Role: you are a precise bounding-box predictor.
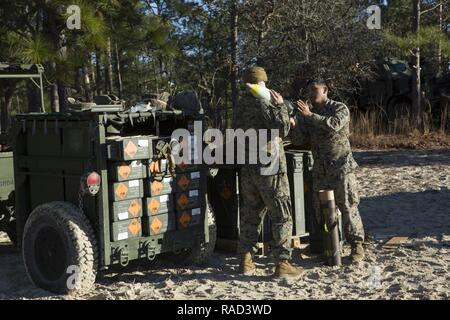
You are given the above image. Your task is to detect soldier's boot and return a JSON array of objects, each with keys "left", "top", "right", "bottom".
[
  {"left": 349, "top": 242, "right": 365, "bottom": 264},
  {"left": 239, "top": 252, "right": 256, "bottom": 275},
  {"left": 274, "top": 260, "right": 305, "bottom": 278}
]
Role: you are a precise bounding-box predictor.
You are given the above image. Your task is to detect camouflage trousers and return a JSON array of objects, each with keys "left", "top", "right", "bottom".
[
  {"left": 238, "top": 167, "right": 293, "bottom": 261},
  {"left": 312, "top": 169, "right": 365, "bottom": 245}
]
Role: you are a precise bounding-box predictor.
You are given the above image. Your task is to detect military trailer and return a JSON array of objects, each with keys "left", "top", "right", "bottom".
[{"left": 11, "top": 108, "right": 216, "bottom": 294}]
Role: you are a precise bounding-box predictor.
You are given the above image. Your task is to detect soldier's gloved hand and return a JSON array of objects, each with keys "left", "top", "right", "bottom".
[{"left": 270, "top": 90, "right": 284, "bottom": 105}]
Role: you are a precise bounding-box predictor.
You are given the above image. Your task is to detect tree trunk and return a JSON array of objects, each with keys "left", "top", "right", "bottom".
[
  {"left": 437, "top": 2, "right": 443, "bottom": 74},
  {"left": 1, "top": 87, "right": 14, "bottom": 134},
  {"left": 95, "top": 49, "right": 103, "bottom": 96},
  {"left": 57, "top": 80, "right": 68, "bottom": 112},
  {"left": 83, "top": 65, "right": 93, "bottom": 102},
  {"left": 106, "top": 38, "right": 114, "bottom": 94},
  {"left": 411, "top": 0, "right": 421, "bottom": 125},
  {"left": 115, "top": 42, "right": 123, "bottom": 98},
  {"left": 27, "top": 81, "right": 41, "bottom": 112},
  {"left": 50, "top": 62, "right": 60, "bottom": 112},
  {"left": 230, "top": 0, "right": 239, "bottom": 119}
]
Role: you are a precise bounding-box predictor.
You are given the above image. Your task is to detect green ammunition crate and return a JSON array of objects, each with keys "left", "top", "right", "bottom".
[
  {"left": 144, "top": 194, "right": 174, "bottom": 216},
  {"left": 144, "top": 175, "right": 175, "bottom": 197},
  {"left": 174, "top": 189, "right": 202, "bottom": 211},
  {"left": 111, "top": 218, "right": 142, "bottom": 242},
  {"left": 108, "top": 160, "right": 147, "bottom": 182},
  {"left": 176, "top": 207, "right": 203, "bottom": 230},
  {"left": 143, "top": 212, "right": 175, "bottom": 236},
  {"left": 110, "top": 198, "right": 143, "bottom": 222},
  {"left": 110, "top": 179, "right": 144, "bottom": 201},
  {"left": 174, "top": 170, "right": 201, "bottom": 192},
  {"left": 107, "top": 136, "right": 153, "bottom": 160}
]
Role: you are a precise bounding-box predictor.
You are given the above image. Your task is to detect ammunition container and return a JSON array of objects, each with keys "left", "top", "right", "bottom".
[
  {"left": 111, "top": 218, "right": 142, "bottom": 242},
  {"left": 142, "top": 212, "right": 176, "bottom": 236},
  {"left": 110, "top": 179, "right": 144, "bottom": 201},
  {"left": 107, "top": 136, "right": 152, "bottom": 160},
  {"left": 110, "top": 198, "right": 143, "bottom": 222},
  {"left": 108, "top": 160, "right": 147, "bottom": 182},
  {"left": 174, "top": 170, "right": 201, "bottom": 192},
  {"left": 144, "top": 175, "right": 175, "bottom": 196},
  {"left": 176, "top": 207, "right": 203, "bottom": 230},
  {"left": 144, "top": 194, "right": 174, "bottom": 216},
  {"left": 174, "top": 189, "right": 202, "bottom": 211}
]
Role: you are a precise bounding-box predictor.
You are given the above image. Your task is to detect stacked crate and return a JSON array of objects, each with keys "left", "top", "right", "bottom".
[
  {"left": 107, "top": 136, "right": 151, "bottom": 242},
  {"left": 107, "top": 134, "right": 205, "bottom": 242}
]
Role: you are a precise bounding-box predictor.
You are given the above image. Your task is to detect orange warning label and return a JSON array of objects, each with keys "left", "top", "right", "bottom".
[
  {"left": 177, "top": 194, "right": 189, "bottom": 209},
  {"left": 124, "top": 141, "right": 138, "bottom": 158},
  {"left": 149, "top": 160, "right": 160, "bottom": 174},
  {"left": 151, "top": 180, "right": 163, "bottom": 195},
  {"left": 148, "top": 199, "right": 161, "bottom": 215},
  {"left": 179, "top": 212, "right": 191, "bottom": 228},
  {"left": 128, "top": 218, "right": 141, "bottom": 235},
  {"left": 118, "top": 164, "right": 131, "bottom": 180},
  {"left": 177, "top": 175, "right": 190, "bottom": 190},
  {"left": 128, "top": 200, "right": 141, "bottom": 217},
  {"left": 115, "top": 183, "right": 129, "bottom": 200},
  {"left": 150, "top": 217, "right": 162, "bottom": 234}
]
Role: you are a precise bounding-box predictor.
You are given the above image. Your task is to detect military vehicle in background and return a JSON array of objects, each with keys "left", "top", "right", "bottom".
[{"left": 356, "top": 57, "right": 450, "bottom": 120}]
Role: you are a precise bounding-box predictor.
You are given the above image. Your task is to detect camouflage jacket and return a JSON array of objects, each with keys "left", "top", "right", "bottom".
[
  {"left": 289, "top": 99, "right": 358, "bottom": 175},
  {"left": 233, "top": 92, "right": 290, "bottom": 175}
]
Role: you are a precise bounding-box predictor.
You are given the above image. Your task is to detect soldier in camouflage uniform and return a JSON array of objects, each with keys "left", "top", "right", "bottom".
[
  {"left": 234, "top": 66, "right": 304, "bottom": 277},
  {"left": 289, "top": 77, "right": 365, "bottom": 263}
]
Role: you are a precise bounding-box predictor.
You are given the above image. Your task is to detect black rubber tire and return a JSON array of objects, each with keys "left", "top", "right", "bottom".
[
  {"left": 22, "top": 201, "right": 98, "bottom": 294},
  {"left": 165, "top": 197, "right": 217, "bottom": 266}
]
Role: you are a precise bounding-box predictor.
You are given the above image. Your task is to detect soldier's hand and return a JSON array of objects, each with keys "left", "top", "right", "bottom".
[
  {"left": 289, "top": 117, "right": 297, "bottom": 128},
  {"left": 296, "top": 100, "right": 313, "bottom": 117},
  {"left": 270, "top": 90, "right": 284, "bottom": 105}
]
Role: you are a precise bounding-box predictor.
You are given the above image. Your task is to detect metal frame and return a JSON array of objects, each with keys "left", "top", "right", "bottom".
[{"left": 0, "top": 64, "right": 45, "bottom": 112}]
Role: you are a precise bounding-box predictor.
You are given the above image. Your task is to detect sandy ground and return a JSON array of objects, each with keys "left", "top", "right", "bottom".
[{"left": 0, "top": 149, "right": 449, "bottom": 300}]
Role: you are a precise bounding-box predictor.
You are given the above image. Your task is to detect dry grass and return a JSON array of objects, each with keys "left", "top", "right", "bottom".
[{"left": 350, "top": 105, "right": 450, "bottom": 150}]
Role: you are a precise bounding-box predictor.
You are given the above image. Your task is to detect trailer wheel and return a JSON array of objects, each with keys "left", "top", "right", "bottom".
[
  {"left": 166, "top": 197, "right": 217, "bottom": 266},
  {"left": 22, "top": 201, "right": 98, "bottom": 294}
]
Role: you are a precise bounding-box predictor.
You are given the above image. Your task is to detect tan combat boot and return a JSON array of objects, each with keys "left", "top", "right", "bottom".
[
  {"left": 350, "top": 242, "right": 365, "bottom": 264},
  {"left": 239, "top": 252, "right": 256, "bottom": 275},
  {"left": 274, "top": 260, "right": 305, "bottom": 278}
]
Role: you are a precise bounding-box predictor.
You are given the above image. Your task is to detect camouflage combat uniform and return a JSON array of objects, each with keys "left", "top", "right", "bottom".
[
  {"left": 289, "top": 99, "right": 365, "bottom": 245},
  {"left": 234, "top": 92, "right": 293, "bottom": 262}
]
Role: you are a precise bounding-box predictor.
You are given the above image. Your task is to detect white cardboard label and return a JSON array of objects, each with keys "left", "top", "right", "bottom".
[
  {"left": 189, "top": 190, "right": 199, "bottom": 197},
  {"left": 191, "top": 171, "right": 200, "bottom": 179},
  {"left": 138, "top": 139, "right": 149, "bottom": 147},
  {"left": 118, "top": 232, "right": 128, "bottom": 241},
  {"left": 118, "top": 212, "right": 128, "bottom": 220},
  {"left": 128, "top": 180, "right": 140, "bottom": 188},
  {"left": 130, "top": 161, "right": 141, "bottom": 168},
  {"left": 192, "top": 208, "right": 201, "bottom": 215}
]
